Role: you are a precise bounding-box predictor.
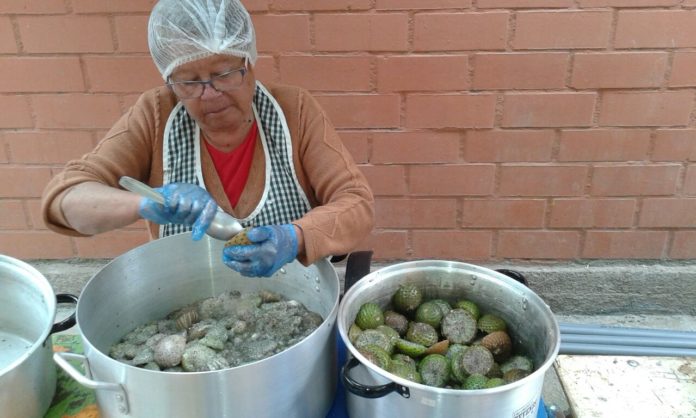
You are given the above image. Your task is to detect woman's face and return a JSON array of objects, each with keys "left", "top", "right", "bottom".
[{"left": 168, "top": 54, "right": 256, "bottom": 135}]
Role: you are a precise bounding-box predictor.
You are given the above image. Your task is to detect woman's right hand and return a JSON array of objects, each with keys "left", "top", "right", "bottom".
[{"left": 138, "top": 183, "right": 217, "bottom": 241}]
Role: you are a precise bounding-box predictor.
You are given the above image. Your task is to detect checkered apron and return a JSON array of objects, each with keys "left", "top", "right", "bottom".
[{"left": 160, "top": 82, "right": 311, "bottom": 237}]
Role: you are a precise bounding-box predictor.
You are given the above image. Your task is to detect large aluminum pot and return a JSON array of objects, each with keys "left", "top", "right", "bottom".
[
  {"left": 338, "top": 260, "right": 560, "bottom": 418},
  {"left": 54, "top": 233, "right": 340, "bottom": 418},
  {"left": 0, "top": 255, "right": 77, "bottom": 418}
]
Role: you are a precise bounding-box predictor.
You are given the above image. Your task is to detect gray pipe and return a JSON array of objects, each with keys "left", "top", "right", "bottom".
[
  {"left": 561, "top": 333, "right": 696, "bottom": 349},
  {"left": 559, "top": 342, "right": 696, "bottom": 357},
  {"left": 559, "top": 322, "right": 696, "bottom": 340}
]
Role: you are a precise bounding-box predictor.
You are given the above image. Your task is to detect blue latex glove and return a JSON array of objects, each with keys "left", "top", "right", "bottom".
[
  {"left": 137, "top": 183, "right": 217, "bottom": 241},
  {"left": 222, "top": 224, "right": 299, "bottom": 277}
]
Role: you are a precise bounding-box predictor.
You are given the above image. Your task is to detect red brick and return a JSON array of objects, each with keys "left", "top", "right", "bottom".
[
  {"left": 571, "top": 52, "right": 668, "bottom": 89},
  {"left": 0, "top": 232, "right": 74, "bottom": 259},
  {"left": 0, "top": 136, "right": 7, "bottom": 162},
  {"left": 640, "top": 198, "right": 696, "bottom": 227},
  {"left": 405, "top": 94, "right": 496, "bottom": 128},
  {"left": 17, "top": 16, "right": 114, "bottom": 53},
  {"left": 0, "top": 58, "right": 84, "bottom": 93},
  {"left": 599, "top": 91, "right": 693, "bottom": 127},
  {"left": 591, "top": 165, "right": 680, "bottom": 196},
  {"left": 461, "top": 199, "right": 546, "bottom": 228},
  {"left": 685, "top": 166, "right": 696, "bottom": 195},
  {"left": 579, "top": 0, "right": 678, "bottom": 5},
  {"left": 365, "top": 231, "right": 408, "bottom": 261},
  {"left": 616, "top": 10, "right": 696, "bottom": 48},
  {"left": 0, "top": 167, "right": 52, "bottom": 198},
  {"left": 583, "top": 231, "right": 667, "bottom": 259},
  {"left": 339, "top": 131, "right": 369, "bottom": 164},
  {"left": 498, "top": 231, "right": 580, "bottom": 259},
  {"left": 121, "top": 95, "right": 142, "bottom": 112},
  {"left": 465, "top": 130, "right": 554, "bottom": 162},
  {"left": 315, "top": 94, "right": 400, "bottom": 128},
  {"left": 253, "top": 56, "right": 278, "bottom": 84},
  {"left": 668, "top": 52, "right": 696, "bottom": 87},
  {"left": 653, "top": 130, "right": 696, "bottom": 162},
  {"left": 25, "top": 199, "right": 47, "bottom": 230},
  {"left": 360, "top": 165, "right": 407, "bottom": 196},
  {"left": 410, "top": 165, "right": 495, "bottom": 196},
  {"left": 315, "top": 13, "right": 408, "bottom": 52},
  {"left": 372, "top": 131, "right": 461, "bottom": 164},
  {"left": 274, "top": 0, "right": 371, "bottom": 10},
  {"left": 514, "top": 11, "right": 612, "bottom": 50},
  {"left": 33, "top": 94, "right": 123, "bottom": 129},
  {"left": 114, "top": 15, "right": 149, "bottom": 54},
  {"left": 502, "top": 93, "right": 596, "bottom": 128},
  {"left": 71, "top": 0, "right": 156, "bottom": 13},
  {"left": 74, "top": 230, "right": 149, "bottom": 258},
  {"left": 558, "top": 129, "right": 651, "bottom": 162},
  {"left": 279, "top": 56, "right": 372, "bottom": 91},
  {"left": 473, "top": 53, "right": 568, "bottom": 90},
  {"left": 670, "top": 231, "right": 696, "bottom": 259},
  {"left": 0, "top": 17, "right": 17, "bottom": 54},
  {"left": 377, "top": 0, "right": 472, "bottom": 9},
  {"left": 414, "top": 12, "right": 508, "bottom": 51},
  {"left": 377, "top": 55, "right": 470, "bottom": 92},
  {"left": 375, "top": 198, "right": 457, "bottom": 228},
  {"left": 480, "top": 0, "right": 572, "bottom": 6},
  {"left": 0, "top": 95, "right": 33, "bottom": 128},
  {"left": 243, "top": 0, "right": 271, "bottom": 11},
  {"left": 5, "top": 131, "right": 93, "bottom": 164},
  {"left": 549, "top": 198, "right": 636, "bottom": 228},
  {"left": 412, "top": 231, "right": 493, "bottom": 261},
  {"left": 499, "top": 165, "right": 589, "bottom": 196},
  {"left": 253, "top": 15, "right": 311, "bottom": 53},
  {"left": 0, "top": 200, "right": 27, "bottom": 229},
  {"left": 84, "top": 57, "right": 161, "bottom": 93},
  {"left": 0, "top": 0, "right": 67, "bottom": 13}
]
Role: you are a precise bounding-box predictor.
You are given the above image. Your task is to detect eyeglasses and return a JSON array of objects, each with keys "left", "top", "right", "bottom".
[{"left": 167, "top": 61, "right": 247, "bottom": 99}]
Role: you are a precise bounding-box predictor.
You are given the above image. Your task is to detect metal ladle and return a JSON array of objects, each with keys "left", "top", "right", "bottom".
[{"left": 119, "top": 176, "right": 244, "bottom": 241}]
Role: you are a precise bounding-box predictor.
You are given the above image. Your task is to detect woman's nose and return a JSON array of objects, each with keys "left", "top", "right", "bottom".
[{"left": 200, "top": 82, "right": 222, "bottom": 100}]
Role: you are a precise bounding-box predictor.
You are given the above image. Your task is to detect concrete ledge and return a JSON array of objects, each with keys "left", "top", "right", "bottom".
[{"left": 29, "top": 259, "right": 696, "bottom": 315}]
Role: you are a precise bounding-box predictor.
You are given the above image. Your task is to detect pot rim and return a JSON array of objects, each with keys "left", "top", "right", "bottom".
[
  {"left": 75, "top": 243, "right": 342, "bottom": 375},
  {"left": 0, "top": 254, "right": 56, "bottom": 377},
  {"left": 79, "top": 288, "right": 341, "bottom": 376},
  {"left": 337, "top": 259, "right": 561, "bottom": 396}
]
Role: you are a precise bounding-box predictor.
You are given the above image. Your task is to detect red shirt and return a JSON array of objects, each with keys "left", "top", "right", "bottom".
[{"left": 204, "top": 121, "right": 258, "bottom": 207}]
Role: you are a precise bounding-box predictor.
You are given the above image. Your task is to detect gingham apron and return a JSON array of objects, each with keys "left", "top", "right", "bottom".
[{"left": 160, "top": 81, "right": 311, "bottom": 238}]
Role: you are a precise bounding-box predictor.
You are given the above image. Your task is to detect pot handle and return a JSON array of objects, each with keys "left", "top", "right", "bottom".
[
  {"left": 51, "top": 293, "right": 79, "bottom": 334},
  {"left": 341, "top": 356, "right": 410, "bottom": 399},
  {"left": 54, "top": 352, "right": 130, "bottom": 415}
]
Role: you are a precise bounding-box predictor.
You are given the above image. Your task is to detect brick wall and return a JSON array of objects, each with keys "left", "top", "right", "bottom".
[{"left": 1, "top": 0, "right": 695, "bottom": 262}]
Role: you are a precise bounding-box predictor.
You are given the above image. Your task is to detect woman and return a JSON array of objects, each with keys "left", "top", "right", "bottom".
[{"left": 40, "top": 0, "right": 374, "bottom": 277}]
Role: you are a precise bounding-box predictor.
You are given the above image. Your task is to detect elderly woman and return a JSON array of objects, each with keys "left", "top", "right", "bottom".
[{"left": 40, "top": 0, "right": 374, "bottom": 277}]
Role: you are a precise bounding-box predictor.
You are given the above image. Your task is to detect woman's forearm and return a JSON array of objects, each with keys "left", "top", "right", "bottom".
[{"left": 61, "top": 181, "right": 143, "bottom": 235}]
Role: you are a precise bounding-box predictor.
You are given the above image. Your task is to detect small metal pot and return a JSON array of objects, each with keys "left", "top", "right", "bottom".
[
  {"left": 0, "top": 255, "right": 77, "bottom": 418},
  {"left": 338, "top": 260, "right": 560, "bottom": 418},
  {"left": 54, "top": 233, "right": 340, "bottom": 418}
]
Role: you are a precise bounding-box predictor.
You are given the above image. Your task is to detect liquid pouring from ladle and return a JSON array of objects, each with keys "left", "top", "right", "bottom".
[{"left": 118, "top": 176, "right": 244, "bottom": 241}]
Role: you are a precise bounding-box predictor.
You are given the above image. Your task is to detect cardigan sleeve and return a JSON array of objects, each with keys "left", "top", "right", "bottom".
[
  {"left": 41, "top": 88, "right": 170, "bottom": 236},
  {"left": 287, "top": 88, "right": 375, "bottom": 265}
]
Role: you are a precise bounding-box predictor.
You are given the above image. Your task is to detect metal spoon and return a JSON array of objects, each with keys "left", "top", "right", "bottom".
[{"left": 119, "top": 176, "right": 244, "bottom": 241}]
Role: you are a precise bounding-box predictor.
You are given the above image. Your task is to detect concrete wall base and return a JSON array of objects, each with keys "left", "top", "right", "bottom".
[{"left": 29, "top": 258, "right": 696, "bottom": 315}]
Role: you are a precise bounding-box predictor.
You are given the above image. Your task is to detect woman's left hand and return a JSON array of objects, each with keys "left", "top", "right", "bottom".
[{"left": 222, "top": 224, "right": 299, "bottom": 277}]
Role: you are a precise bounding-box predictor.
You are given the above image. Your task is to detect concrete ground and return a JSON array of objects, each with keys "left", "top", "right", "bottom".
[{"left": 34, "top": 258, "right": 696, "bottom": 418}]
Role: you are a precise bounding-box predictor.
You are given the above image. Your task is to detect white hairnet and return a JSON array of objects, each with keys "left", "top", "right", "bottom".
[{"left": 148, "top": 0, "right": 257, "bottom": 80}]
